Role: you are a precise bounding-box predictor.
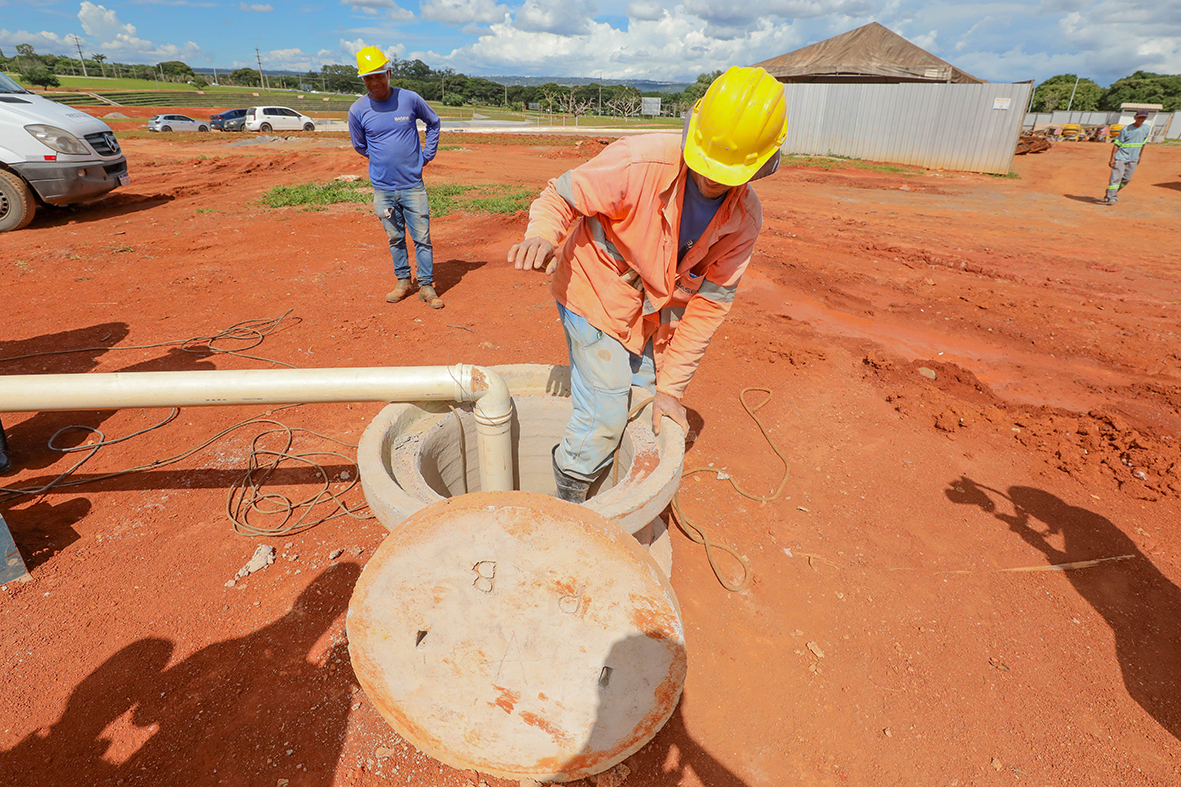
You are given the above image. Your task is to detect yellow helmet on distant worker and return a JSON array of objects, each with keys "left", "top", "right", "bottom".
[
  {"left": 683, "top": 66, "right": 787, "bottom": 187},
  {"left": 356, "top": 45, "right": 391, "bottom": 77}
]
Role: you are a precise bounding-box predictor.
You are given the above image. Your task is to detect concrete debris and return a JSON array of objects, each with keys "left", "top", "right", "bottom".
[
  {"left": 236, "top": 545, "right": 275, "bottom": 579},
  {"left": 228, "top": 135, "right": 281, "bottom": 146},
  {"left": 374, "top": 746, "right": 396, "bottom": 759},
  {"left": 103, "top": 112, "right": 130, "bottom": 119},
  {"left": 329, "top": 548, "right": 344, "bottom": 560},
  {"left": 918, "top": 367, "right": 937, "bottom": 380},
  {"left": 333, "top": 174, "right": 361, "bottom": 182}
]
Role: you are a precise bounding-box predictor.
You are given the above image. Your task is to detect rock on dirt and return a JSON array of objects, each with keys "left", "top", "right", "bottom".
[{"left": 235, "top": 545, "right": 275, "bottom": 579}]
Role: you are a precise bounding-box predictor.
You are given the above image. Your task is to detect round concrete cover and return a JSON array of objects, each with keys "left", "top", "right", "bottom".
[{"left": 347, "top": 491, "right": 686, "bottom": 782}]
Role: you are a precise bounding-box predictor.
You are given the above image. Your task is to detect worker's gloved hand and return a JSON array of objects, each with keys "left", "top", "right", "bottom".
[
  {"left": 508, "top": 237, "right": 556, "bottom": 275},
  {"left": 651, "top": 391, "right": 688, "bottom": 437}
]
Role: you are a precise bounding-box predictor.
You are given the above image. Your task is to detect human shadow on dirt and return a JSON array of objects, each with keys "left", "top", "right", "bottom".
[
  {"left": 0, "top": 562, "right": 360, "bottom": 786},
  {"left": 430, "top": 257, "right": 488, "bottom": 296},
  {"left": 28, "top": 192, "right": 175, "bottom": 229},
  {"left": 1063, "top": 194, "right": 1107, "bottom": 204},
  {"left": 1151, "top": 182, "right": 1181, "bottom": 192},
  {"left": 630, "top": 696, "right": 752, "bottom": 786},
  {"left": 552, "top": 633, "right": 748, "bottom": 786},
  {"left": 0, "top": 497, "right": 91, "bottom": 570},
  {"left": 945, "top": 477, "right": 1181, "bottom": 741}
]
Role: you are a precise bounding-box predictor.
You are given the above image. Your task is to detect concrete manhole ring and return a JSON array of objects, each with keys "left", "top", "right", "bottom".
[
  {"left": 346, "top": 490, "right": 686, "bottom": 782},
  {"left": 357, "top": 364, "right": 685, "bottom": 539}
]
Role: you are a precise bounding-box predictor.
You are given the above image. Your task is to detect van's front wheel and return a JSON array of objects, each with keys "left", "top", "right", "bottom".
[{"left": 0, "top": 169, "right": 36, "bottom": 232}]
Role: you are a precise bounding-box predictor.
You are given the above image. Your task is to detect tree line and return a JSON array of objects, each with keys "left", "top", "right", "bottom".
[
  {"left": 0, "top": 44, "right": 718, "bottom": 117},
  {"left": 1032, "top": 72, "right": 1181, "bottom": 112}
]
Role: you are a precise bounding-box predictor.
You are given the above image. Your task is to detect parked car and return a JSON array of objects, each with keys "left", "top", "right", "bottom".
[
  {"left": 147, "top": 114, "right": 208, "bottom": 133},
  {"left": 0, "top": 71, "right": 128, "bottom": 232},
  {"left": 244, "top": 106, "right": 316, "bottom": 133},
  {"left": 210, "top": 108, "right": 247, "bottom": 131}
]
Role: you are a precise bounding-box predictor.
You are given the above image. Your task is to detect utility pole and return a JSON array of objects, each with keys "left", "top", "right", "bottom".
[
  {"left": 598, "top": 72, "right": 602, "bottom": 114},
  {"left": 1065, "top": 74, "right": 1081, "bottom": 113},
  {"left": 256, "top": 47, "right": 267, "bottom": 91},
  {"left": 71, "top": 35, "right": 88, "bottom": 77}
]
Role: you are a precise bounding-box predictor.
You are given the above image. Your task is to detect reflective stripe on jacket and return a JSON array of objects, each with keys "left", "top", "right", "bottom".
[
  {"left": 525, "top": 133, "right": 762, "bottom": 399},
  {"left": 1113, "top": 123, "right": 1149, "bottom": 162}
]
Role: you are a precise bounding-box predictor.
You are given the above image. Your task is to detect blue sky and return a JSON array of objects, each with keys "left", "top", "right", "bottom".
[{"left": 1, "top": 0, "right": 1177, "bottom": 86}]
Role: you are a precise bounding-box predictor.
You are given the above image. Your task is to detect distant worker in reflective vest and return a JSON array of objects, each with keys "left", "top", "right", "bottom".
[
  {"left": 1103, "top": 109, "right": 1150, "bottom": 205},
  {"left": 348, "top": 46, "right": 444, "bottom": 308},
  {"left": 507, "top": 67, "right": 787, "bottom": 503}
]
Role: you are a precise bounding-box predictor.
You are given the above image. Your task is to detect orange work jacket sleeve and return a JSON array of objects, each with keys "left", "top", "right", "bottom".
[{"left": 525, "top": 133, "right": 763, "bottom": 399}]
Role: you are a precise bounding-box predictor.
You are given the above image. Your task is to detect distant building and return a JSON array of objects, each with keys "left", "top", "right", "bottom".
[
  {"left": 753, "top": 23, "right": 983, "bottom": 85},
  {"left": 749, "top": 23, "right": 1029, "bottom": 174}
]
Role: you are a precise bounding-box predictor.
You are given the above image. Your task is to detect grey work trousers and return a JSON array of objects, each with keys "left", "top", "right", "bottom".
[{"left": 1105, "top": 160, "right": 1139, "bottom": 203}]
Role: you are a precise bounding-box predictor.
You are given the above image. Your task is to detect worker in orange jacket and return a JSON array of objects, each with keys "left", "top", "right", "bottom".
[{"left": 508, "top": 67, "right": 788, "bottom": 503}]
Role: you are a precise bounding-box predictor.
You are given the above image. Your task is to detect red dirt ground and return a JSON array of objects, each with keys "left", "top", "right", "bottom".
[{"left": 2, "top": 120, "right": 1180, "bottom": 787}]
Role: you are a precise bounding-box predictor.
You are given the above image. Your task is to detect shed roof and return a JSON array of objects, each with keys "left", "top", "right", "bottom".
[{"left": 752, "top": 22, "right": 983, "bottom": 84}]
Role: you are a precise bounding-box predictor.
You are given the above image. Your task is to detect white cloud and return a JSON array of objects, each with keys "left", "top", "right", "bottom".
[
  {"left": 0, "top": 28, "right": 69, "bottom": 52},
  {"left": 514, "top": 0, "right": 596, "bottom": 36},
  {"left": 239, "top": 2, "right": 274, "bottom": 11},
  {"left": 339, "top": 0, "right": 414, "bottom": 18},
  {"left": 421, "top": 0, "right": 509, "bottom": 25},
  {"left": 77, "top": 2, "right": 204, "bottom": 62},
  {"left": 627, "top": 1, "right": 665, "bottom": 21},
  {"left": 680, "top": 0, "right": 879, "bottom": 37},
  {"left": 433, "top": 15, "right": 802, "bottom": 81}
]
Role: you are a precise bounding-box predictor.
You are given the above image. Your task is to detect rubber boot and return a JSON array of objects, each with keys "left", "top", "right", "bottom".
[{"left": 552, "top": 446, "right": 590, "bottom": 504}]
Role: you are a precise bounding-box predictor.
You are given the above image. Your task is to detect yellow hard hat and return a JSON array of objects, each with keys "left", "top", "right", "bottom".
[
  {"left": 356, "top": 45, "right": 391, "bottom": 77},
  {"left": 683, "top": 66, "right": 788, "bottom": 187}
]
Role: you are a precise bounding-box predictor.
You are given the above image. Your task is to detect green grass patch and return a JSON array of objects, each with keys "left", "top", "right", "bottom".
[
  {"left": 429, "top": 183, "right": 534, "bottom": 216},
  {"left": 259, "top": 179, "right": 373, "bottom": 208},
  {"left": 256, "top": 179, "right": 534, "bottom": 216},
  {"left": 990, "top": 170, "right": 1021, "bottom": 179},
  {"left": 782, "top": 154, "right": 922, "bottom": 176}
]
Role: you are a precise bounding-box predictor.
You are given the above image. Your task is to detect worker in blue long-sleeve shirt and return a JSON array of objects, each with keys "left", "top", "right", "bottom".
[
  {"left": 348, "top": 46, "right": 444, "bottom": 308},
  {"left": 1103, "top": 108, "right": 1151, "bottom": 205}
]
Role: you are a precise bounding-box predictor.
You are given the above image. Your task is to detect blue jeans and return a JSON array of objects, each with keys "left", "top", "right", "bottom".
[
  {"left": 555, "top": 302, "right": 656, "bottom": 482},
  {"left": 374, "top": 185, "right": 433, "bottom": 286}
]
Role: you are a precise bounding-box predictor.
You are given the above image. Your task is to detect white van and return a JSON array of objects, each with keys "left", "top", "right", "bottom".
[
  {"left": 244, "top": 106, "right": 316, "bottom": 133},
  {"left": 0, "top": 72, "right": 128, "bottom": 232}
]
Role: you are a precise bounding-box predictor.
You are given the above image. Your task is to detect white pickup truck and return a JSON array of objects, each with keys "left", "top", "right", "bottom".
[{"left": 0, "top": 72, "right": 129, "bottom": 231}]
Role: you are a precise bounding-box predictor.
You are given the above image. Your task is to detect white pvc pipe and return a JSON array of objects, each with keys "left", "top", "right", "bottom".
[{"left": 0, "top": 364, "right": 515, "bottom": 492}]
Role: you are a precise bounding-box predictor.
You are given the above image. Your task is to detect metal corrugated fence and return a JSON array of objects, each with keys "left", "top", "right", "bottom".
[{"left": 780, "top": 82, "right": 1033, "bottom": 174}]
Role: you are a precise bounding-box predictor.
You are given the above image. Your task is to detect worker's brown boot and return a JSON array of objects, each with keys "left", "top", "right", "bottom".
[
  {"left": 419, "top": 285, "right": 444, "bottom": 310},
  {"left": 385, "top": 278, "right": 413, "bottom": 303}
]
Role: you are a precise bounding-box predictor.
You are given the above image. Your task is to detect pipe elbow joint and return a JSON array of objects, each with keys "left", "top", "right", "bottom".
[{"left": 465, "top": 365, "right": 513, "bottom": 427}]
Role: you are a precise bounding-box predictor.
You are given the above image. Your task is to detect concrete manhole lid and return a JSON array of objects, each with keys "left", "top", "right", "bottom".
[{"left": 347, "top": 491, "right": 686, "bottom": 782}]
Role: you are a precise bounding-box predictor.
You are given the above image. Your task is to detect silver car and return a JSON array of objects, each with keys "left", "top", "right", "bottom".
[{"left": 147, "top": 114, "right": 209, "bottom": 133}]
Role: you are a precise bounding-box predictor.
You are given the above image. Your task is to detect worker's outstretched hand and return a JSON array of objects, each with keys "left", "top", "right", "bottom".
[
  {"left": 651, "top": 391, "right": 689, "bottom": 437},
  {"left": 508, "top": 237, "right": 556, "bottom": 275}
]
